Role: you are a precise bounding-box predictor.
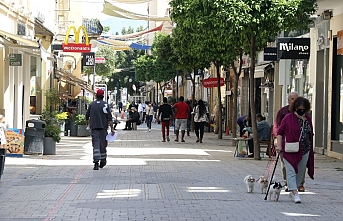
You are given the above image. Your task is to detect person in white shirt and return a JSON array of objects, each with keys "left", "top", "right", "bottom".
[{"left": 138, "top": 100, "right": 143, "bottom": 122}]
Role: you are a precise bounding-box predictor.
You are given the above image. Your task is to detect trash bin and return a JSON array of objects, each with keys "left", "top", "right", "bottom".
[
  {"left": 24, "top": 119, "right": 46, "bottom": 155},
  {"left": 0, "top": 148, "right": 5, "bottom": 180}
]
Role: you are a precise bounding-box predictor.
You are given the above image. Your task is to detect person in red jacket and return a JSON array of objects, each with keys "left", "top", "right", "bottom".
[
  {"left": 172, "top": 96, "right": 190, "bottom": 142},
  {"left": 276, "top": 97, "right": 314, "bottom": 204}
]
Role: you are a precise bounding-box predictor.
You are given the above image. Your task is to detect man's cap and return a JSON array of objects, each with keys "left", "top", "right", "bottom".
[{"left": 96, "top": 89, "right": 104, "bottom": 96}]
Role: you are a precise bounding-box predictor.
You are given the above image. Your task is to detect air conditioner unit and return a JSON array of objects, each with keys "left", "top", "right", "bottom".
[{"left": 322, "top": 10, "right": 332, "bottom": 20}]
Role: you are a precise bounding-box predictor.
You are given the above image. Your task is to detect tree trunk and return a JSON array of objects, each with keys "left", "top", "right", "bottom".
[
  {"left": 249, "top": 35, "right": 260, "bottom": 160},
  {"left": 231, "top": 50, "right": 243, "bottom": 145},
  {"left": 216, "top": 62, "right": 223, "bottom": 139},
  {"left": 231, "top": 63, "right": 239, "bottom": 145},
  {"left": 191, "top": 69, "right": 196, "bottom": 132}
]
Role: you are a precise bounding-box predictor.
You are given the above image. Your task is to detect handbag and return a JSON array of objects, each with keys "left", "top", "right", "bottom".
[{"left": 284, "top": 119, "right": 304, "bottom": 153}]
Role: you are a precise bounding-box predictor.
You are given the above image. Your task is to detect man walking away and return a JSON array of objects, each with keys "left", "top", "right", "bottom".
[
  {"left": 159, "top": 97, "right": 173, "bottom": 142},
  {"left": 118, "top": 101, "right": 123, "bottom": 113},
  {"left": 86, "top": 89, "right": 115, "bottom": 170},
  {"left": 172, "top": 96, "right": 190, "bottom": 142}
]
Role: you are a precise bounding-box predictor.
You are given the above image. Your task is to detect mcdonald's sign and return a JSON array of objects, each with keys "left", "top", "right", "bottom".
[{"left": 62, "top": 26, "right": 92, "bottom": 53}]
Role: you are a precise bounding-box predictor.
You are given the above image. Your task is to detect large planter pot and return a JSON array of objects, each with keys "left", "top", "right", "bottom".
[
  {"left": 77, "top": 125, "right": 90, "bottom": 137},
  {"left": 69, "top": 121, "right": 78, "bottom": 136},
  {"left": 43, "top": 137, "right": 56, "bottom": 155}
]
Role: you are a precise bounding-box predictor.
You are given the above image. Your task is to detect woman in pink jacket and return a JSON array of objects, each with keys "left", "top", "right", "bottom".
[{"left": 276, "top": 97, "right": 314, "bottom": 204}]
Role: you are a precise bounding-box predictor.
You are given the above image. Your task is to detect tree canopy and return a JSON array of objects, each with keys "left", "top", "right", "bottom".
[{"left": 169, "top": 0, "right": 317, "bottom": 150}]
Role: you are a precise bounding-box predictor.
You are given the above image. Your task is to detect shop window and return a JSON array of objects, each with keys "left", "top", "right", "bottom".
[
  {"left": 288, "top": 59, "right": 312, "bottom": 103},
  {"left": 29, "top": 56, "right": 42, "bottom": 115}
]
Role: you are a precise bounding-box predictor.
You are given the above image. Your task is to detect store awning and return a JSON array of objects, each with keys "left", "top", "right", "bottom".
[
  {"left": 254, "top": 63, "right": 271, "bottom": 78},
  {"left": 55, "top": 68, "right": 94, "bottom": 94},
  {"left": 0, "top": 29, "right": 39, "bottom": 48},
  {"left": 0, "top": 30, "right": 56, "bottom": 61}
]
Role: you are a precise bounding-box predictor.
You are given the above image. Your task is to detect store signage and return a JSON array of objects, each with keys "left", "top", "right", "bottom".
[
  {"left": 9, "top": 54, "right": 22, "bottom": 66},
  {"left": 277, "top": 38, "right": 310, "bottom": 59},
  {"left": 337, "top": 30, "right": 343, "bottom": 55},
  {"left": 62, "top": 26, "right": 91, "bottom": 53},
  {"left": 202, "top": 77, "right": 225, "bottom": 88},
  {"left": 82, "top": 52, "right": 95, "bottom": 66},
  {"left": 264, "top": 47, "right": 277, "bottom": 61},
  {"left": 95, "top": 57, "right": 106, "bottom": 64}
]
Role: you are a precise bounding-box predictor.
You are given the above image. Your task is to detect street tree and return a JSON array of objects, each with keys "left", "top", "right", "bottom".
[
  {"left": 170, "top": 0, "right": 243, "bottom": 139},
  {"left": 230, "top": 0, "right": 317, "bottom": 159}
]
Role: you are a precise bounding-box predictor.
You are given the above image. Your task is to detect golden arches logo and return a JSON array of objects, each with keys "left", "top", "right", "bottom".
[{"left": 62, "top": 26, "right": 92, "bottom": 53}]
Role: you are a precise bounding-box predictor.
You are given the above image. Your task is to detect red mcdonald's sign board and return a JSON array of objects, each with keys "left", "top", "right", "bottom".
[
  {"left": 62, "top": 26, "right": 92, "bottom": 53},
  {"left": 202, "top": 77, "right": 225, "bottom": 88}
]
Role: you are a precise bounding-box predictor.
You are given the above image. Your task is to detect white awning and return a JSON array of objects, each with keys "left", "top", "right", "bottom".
[
  {"left": 254, "top": 64, "right": 271, "bottom": 78},
  {"left": 0, "top": 29, "right": 39, "bottom": 48}
]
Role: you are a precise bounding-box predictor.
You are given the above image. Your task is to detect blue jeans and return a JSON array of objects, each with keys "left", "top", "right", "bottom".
[
  {"left": 146, "top": 115, "right": 153, "bottom": 129},
  {"left": 284, "top": 152, "right": 309, "bottom": 191}
]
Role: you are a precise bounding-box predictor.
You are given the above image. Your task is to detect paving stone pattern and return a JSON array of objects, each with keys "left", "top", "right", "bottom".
[{"left": 1, "top": 119, "right": 343, "bottom": 221}]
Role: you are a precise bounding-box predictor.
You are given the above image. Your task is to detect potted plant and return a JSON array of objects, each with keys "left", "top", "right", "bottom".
[
  {"left": 68, "top": 110, "right": 78, "bottom": 136},
  {"left": 40, "top": 109, "right": 61, "bottom": 155},
  {"left": 75, "top": 114, "right": 90, "bottom": 137},
  {"left": 55, "top": 112, "right": 68, "bottom": 136}
]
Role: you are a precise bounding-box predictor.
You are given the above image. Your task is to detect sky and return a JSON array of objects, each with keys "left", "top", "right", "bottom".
[{"left": 82, "top": 0, "right": 148, "bottom": 34}]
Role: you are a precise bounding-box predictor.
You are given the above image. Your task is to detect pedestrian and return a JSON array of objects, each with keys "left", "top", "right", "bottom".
[
  {"left": 172, "top": 96, "right": 190, "bottom": 142},
  {"left": 138, "top": 100, "right": 143, "bottom": 122},
  {"left": 142, "top": 101, "right": 147, "bottom": 123},
  {"left": 126, "top": 101, "right": 130, "bottom": 111},
  {"left": 186, "top": 100, "right": 192, "bottom": 136},
  {"left": 118, "top": 101, "right": 123, "bottom": 113},
  {"left": 193, "top": 99, "right": 208, "bottom": 143},
  {"left": 275, "top": 97, "right": 314, "bottom": 204},
  {"left": 158, "top": 97, "right": 173, "bottom": 142},
  {"left": 0, "top": 115, "right": 7, "bottom": 149},
  {"left": 273, "top": 92, "right": 306, "bottom": 192},
  {"left": 247, "top": 113, "right": 271, "bottom": 158},
  {"left": 237, "top": 115, "right": 250, "bottom": 137},
  {"left": 153, "top": 102, "right": 158, "bottom": 123},
  {"left": 145, "top": 102, "right": 154, "bottom": 132},
  {"left": 86, "top": 89, "right": 115, "bottom": 170}
]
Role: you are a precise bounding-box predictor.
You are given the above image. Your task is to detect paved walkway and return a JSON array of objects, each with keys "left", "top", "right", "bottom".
[{"left": 1, "top": 119, "right": 343, "bottom": 221}]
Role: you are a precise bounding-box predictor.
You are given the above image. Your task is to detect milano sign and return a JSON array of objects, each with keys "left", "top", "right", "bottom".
[{"left": 277, "top": 38, "right": 310, "bottom": 60}]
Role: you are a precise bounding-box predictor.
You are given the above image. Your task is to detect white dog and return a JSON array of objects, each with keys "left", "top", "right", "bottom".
[{"left": 244, "top": 175, "right": 255, "bottom": 193}]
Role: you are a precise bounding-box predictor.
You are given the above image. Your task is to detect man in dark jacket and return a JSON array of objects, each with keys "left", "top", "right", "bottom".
[
  {"left": 123, "top": 107, "right": 140, "bottom": 130},
  {"left": 86, "top": 89, "right": 115, "bottom": 170}
]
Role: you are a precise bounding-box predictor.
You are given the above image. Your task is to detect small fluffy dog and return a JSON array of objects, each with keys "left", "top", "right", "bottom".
[
  {"left": 257, "top": 176, "right": 269, "bottom": 194},
  {"left": 244, "top": 175, "right": 255, "bottom": 193},
  {"left": 268, "top": 182, "right": 283, "bottom": 201}
]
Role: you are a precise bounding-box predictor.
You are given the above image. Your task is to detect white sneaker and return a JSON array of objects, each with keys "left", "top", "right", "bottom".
[
  {"left": 149, "top": 129, "right": 151, "bottom": 132},
  {"left": 294, "top": 193, "right": 301, "bottom": 203}
]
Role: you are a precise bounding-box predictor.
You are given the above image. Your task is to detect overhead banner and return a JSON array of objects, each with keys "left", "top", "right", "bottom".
[
  {"left": 82, "top": 52, "right": 95, "bottom": 66},
  {"left": 62, "top": 26, "right": 92, "bottom": 53},
  {"left": 277, "top": 38, "right": 310, "bottom": 59}
]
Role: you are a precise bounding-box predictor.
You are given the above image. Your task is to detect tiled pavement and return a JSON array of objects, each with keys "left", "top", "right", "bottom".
[{"left": 1, "top": 118, "right": 343, "bottom": 221}]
